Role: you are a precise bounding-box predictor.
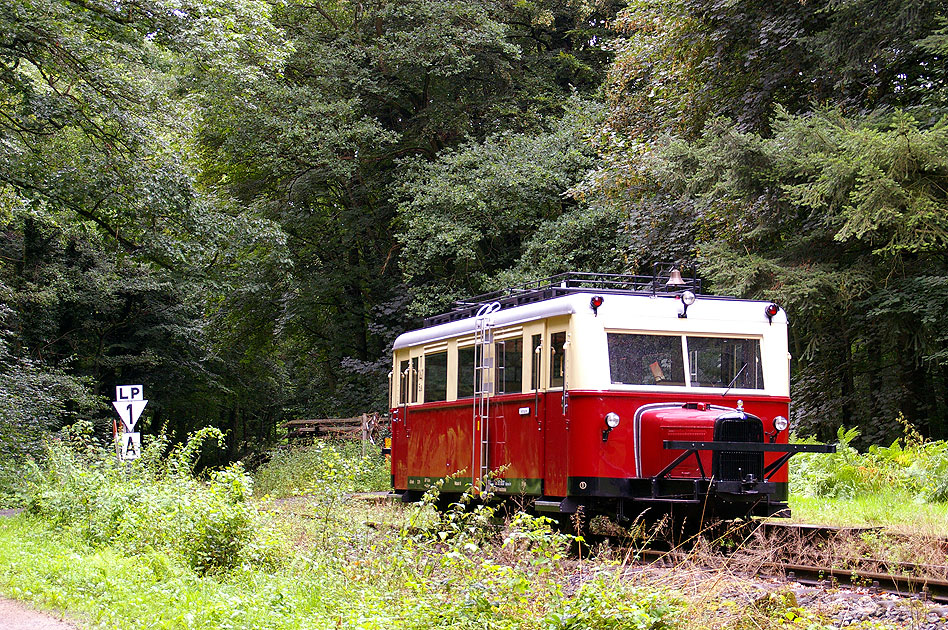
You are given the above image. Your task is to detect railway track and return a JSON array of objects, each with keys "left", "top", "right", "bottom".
[
  {"left": 627, "top": 521, "right": 948, "bottom": 605},
  {"left": 267, "top": 496, "right": 948, "bottom": 606},
  {"left": 636, "top": 548, "right": 948, "bottom": 604}
]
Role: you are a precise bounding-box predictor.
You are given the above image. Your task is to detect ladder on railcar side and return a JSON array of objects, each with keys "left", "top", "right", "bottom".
[{"left": 472, "top": 302, "right": 500, "bottom": 493}]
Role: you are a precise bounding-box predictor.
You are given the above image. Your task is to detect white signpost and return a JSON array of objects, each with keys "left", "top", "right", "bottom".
[{"left": 113, "top": 385, "right": 147, "bottom": 461}]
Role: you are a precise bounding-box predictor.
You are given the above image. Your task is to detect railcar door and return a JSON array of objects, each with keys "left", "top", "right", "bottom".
[
  {"left": 489, "top": 330, "right": 546, "bottom": 496},
  {"left": 543, "top": 326, "right": 570, "bottom": 497},
  {"left": 391, "top": 353, "right": 418, "bottom": 491}
]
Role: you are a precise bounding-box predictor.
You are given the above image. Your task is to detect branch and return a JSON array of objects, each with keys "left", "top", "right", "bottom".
[
  {"left": 0, "top": 174, "right": 142, "bottom": 254},
  {"left": 62, "top": 0, "right": 135, "bottom": 24},
  {"left": 300, "top": 3, "right": 340, "bottom": 31}
]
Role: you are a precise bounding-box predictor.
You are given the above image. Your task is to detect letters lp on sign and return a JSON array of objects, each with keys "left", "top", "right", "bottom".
[{"left": 116, "top": 385, "right": 145, "bottom": 401}]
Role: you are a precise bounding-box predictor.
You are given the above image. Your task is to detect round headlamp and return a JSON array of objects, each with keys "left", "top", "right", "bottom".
[
  {"left": 605, "top": 412, "right": 621, "bottom": 429},
  {"left": 682, "top": 291, "right": 696, "bottom": 306},
  {"left": 773, "top": 415, "right": 789, "bottom": 433}
]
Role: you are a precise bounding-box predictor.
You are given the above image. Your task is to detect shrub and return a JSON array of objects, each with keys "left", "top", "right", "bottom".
[
  {"left": 252, "top": 439, "right": 389, "bottom": 498},
  {"left": 543, "top": 580, "right": 681, "bottom": 630},
  {"left": 23, "top": 422, "right": 282, "bottom": 574},
  {"left": 0, "top": 324, "right": 99, "bottom": 507},
  {"left": 791, "top": 418, "right": 948, "bottom": 503}
]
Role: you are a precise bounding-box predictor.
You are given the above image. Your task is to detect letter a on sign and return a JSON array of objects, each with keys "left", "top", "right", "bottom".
[{"left": 121, "top": 433, "right": 141, "bottom": 461}]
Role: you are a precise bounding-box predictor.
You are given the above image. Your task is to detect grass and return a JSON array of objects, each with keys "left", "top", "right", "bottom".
[
  {"left": 1, "top": 500, "right": 856, "bottom": 630},
  {"left": 0, "top": 429, "right": 944, "bottom": 629},
  {"left": 788, "top": 422, "right": 948, "bottom": 533},
  {"left": 789, "top": 492, "right": 948, "bottom": 534},
  {"left": 0, "top": 432, "right": 694, "bottom": 629},
  {"left": 252, "top": 440, "right": 390, "bottom": 498},
  {"left": 0, "top": 501, "right": 683, "bottom": 629}
]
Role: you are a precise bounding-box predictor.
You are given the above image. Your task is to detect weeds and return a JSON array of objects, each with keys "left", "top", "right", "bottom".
[
  {"left": 791, "top": 417, "right": 948, "bottom": 503},
  {"left": 4, "top": 433, "right": 931, "bottom": 629},
  {"left": 252, "top": 440, "right": 389, "bottom": 498},
  {"left": 22, "top": 422, "right": 281, "bottom": 574}
]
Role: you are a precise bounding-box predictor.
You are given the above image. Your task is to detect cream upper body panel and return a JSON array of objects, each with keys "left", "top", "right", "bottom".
[
  {"left": 392, "top": 292, "right": 790, "bottom": 400},
  {"left": 571, "top": 293, "right": 789, "bottom": 397},
  {"left": 392, "top": 296, "right": 581, "bottom": 350}
]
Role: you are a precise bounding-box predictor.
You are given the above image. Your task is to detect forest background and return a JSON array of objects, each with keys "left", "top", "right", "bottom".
[{"left": 2, "top": 0, "right": 947, "bottom": 479}]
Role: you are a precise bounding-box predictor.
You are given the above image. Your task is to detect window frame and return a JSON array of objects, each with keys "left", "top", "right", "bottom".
[
  {"left": 604, "top": 330, "right": 766, "bottom": 391},
  {"left": 422, "top": 346, "right": 449, "bottom": 403}
]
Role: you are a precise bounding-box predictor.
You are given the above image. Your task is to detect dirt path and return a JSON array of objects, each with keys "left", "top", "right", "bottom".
[{"left": 0, "top": 597, "right": 79, "bottom": 629}]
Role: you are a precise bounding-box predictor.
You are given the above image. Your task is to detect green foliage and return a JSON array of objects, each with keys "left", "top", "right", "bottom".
[
  {"left": 5, "top": 0, "right": 948, "bottom": 473},
  {"left": 23, "top": 422, "right": 281, "bottom": 574},
  {"left": 0, "top": 0, "right": 304, "bottom": 451},
  {"left": 791, "top": 419, "right": 948, "bottom": 503},
  {"left": 605, "top": 0, "right": 945, "bottom": 139},
  {"left": 502, "top": 511, "right": 572, "bottom": 570},
  {"left": 188, "top": 0, "right": 623, "bottom": 415},
  {"left": 583, "top": 100, "right": 948, "bottom": 441},
  {"left": 397, "top": 100, "right": 609, "bottom": 312},
  {"left": 0, "top": 300, "right": 100, "bottom": 505},
  {"left": 544, "top": 580, "right": 679, "bottom": 630},
  {"left": 252, "top": 440, "right": 390, "bottom": 498},
  {"left": 411, "top": 475, "right": 502, "bottom": 550},
  {"left": 586, "top": 0, "right": 948, "bottom": 442},
  {"left": 777, "top": 108, "right": 948, "bottom": 259},
  {"left": 3, "top": 0, "right": 625, "bottom": 447}
]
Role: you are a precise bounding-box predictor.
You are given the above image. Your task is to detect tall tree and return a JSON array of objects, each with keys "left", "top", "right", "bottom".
[
  {"left": 193, "top": 0, "right": 622, "bottom": 414},
  {"left": 585, "top": 0, "right": 948, "bottom": 442},
  {"left": 0, "top": 0, "right": 296, "bottom": 451}
]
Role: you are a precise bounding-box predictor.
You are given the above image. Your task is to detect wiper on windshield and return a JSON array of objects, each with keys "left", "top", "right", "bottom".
[{"left": 722, "top": 362, "right": 747, "bottom": 398}]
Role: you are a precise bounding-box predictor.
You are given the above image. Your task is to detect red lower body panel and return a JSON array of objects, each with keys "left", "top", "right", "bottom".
[{"left": 391, "top": 390, "right": 791, "bottom": 516}]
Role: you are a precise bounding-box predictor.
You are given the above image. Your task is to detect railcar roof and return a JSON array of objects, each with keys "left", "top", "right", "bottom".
[
  {"left": 394, "top": 275, "right": 786, "bottom": 351},
  {"left": 422, "top": 270, "right": 702, "bottom": 328}
]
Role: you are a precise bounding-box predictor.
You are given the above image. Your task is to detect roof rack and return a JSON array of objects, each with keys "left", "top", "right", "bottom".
[{"left": 423, "top": 264, "right": 701, "bottom": 328}]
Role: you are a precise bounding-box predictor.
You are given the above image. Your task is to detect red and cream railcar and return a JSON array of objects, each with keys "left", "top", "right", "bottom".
[{"left": 388, "top": 272, "right": 831, "bottom": 521}]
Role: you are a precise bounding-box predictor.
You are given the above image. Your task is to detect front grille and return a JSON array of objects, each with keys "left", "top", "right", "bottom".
[{"left": 712, "top": 415, "right": 764, "bottom": 481}]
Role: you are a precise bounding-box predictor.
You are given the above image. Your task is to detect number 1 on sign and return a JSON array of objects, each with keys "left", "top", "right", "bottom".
[{"left": 112, "top": 399, "right": 148, "bottom": 432}]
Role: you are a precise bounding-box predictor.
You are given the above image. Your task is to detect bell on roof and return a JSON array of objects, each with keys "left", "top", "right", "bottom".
[{"left": 665, "top": 268, "right": 686, "bottom": 287}]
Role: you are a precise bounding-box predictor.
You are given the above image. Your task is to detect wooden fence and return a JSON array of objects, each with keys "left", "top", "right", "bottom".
[{"left": 284, "top": 412, "right": 388, "bottom": 443}]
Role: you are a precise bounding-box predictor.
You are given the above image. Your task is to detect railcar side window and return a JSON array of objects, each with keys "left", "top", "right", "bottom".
[
  {"left": 457, "top": 346, "right": 477, "bottom": 398},
  {"left": 495, "top": 337, "right": 523, "bottom": 394},
  {"left": 530, "top": 334, "right": 542, "bottom": 390},
  {"left": 424, "top": 351, "right": 448, "bottom": 402},
  {"left": 550, "top": 332, "right": 566, "bottom": 388},
  {"left": 607, "top": 334, "right": 686, "bottom": 386},
  {"left": 398, "top": 359, "right": 410, "bottom": 404},
  {"left": 411, "top": 357, "right": 419, "bottom": 403},
  {"left": 686, "top": 336, "right": 764, "bottom": 389}
]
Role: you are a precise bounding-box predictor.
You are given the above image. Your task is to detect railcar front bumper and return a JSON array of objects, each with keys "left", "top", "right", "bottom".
[{"left": 657, "top": 440, "right": 836, "bottom": 501}]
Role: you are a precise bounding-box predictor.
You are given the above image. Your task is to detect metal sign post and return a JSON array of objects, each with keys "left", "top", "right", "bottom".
[{"left": 112, "top": 385, "right": 147, "bottom": 461}]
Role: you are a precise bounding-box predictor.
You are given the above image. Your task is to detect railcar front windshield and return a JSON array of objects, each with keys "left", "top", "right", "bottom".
[
  {"left": 607, "top": 333, "right": 764, "bottom": 390},
  {"left": 608, "top": 334, "right": 685, "bottom": 386}
]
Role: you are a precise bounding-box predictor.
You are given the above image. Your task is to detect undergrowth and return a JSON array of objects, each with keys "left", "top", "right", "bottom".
[
  {"left": 5, "top": 427, "right": 690, "bottom": 629},
  {"left": 21, "top": 421, "right": 283, "bottom": 574},
  {"left": 252, "top": 440, "right": 389, "bottom": 498},
  {"left": 0, "top": 428, "right": 896, "bottom": 629},
  {"left": 791, "top": 416, "right": 948, "bottom": 503}
]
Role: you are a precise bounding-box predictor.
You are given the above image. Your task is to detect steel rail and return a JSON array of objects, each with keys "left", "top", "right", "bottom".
[{"left": 636, "top": 548, "right": 948, "bottom": 604}]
